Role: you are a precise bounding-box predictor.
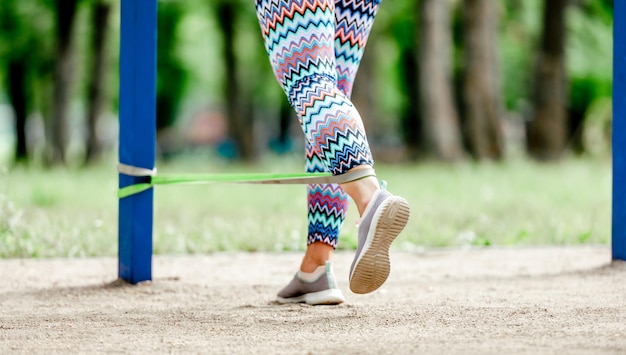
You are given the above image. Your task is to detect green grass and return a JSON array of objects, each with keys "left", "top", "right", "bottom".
[{"left": 0, "top": 156, "right": 612, "bottom": 258}]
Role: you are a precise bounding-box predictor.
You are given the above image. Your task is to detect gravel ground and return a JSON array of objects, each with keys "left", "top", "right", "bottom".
[{"left": 1, "top": 246, "right": 625, "bottom": 354}]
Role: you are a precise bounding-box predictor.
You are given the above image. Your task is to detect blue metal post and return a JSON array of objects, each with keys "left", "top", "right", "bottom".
[
  {"left": 614, "top": 1, "right": 626, "bottom": 261},
  {"left": 118, "top": 0, "right": 157, "bottom": 283}
]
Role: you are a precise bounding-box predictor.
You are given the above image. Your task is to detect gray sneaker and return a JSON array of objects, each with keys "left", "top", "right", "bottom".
[
  {"left": 349, "top": 187, "right": 411, "bottom": 294},
  {"left": 277, "top": 261, "right": 345, "bottom": 305}
]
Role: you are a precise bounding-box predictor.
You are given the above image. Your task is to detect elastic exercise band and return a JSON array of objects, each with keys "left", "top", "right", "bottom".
[{"left": 117, "top": 165, "right": 376, "bottom": 199}]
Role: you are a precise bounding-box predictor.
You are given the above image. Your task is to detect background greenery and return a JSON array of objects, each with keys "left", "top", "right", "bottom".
[
  {"left": 0, "top": 0, "right": 615, "bottom": 164},
  {"left": 0, "top": 155, "right": 611, "bottom": 258},
  {"left": 0, "top": 0, "right": 616, "bottom": 258}
]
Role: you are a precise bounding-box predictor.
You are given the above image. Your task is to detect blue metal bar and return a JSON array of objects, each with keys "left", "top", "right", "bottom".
[
  {"left": 613, "top": 1, "right": 626, "bottom": 260},
  {"left": 118, "top": 0, "right": 157, "bottom": 283}
]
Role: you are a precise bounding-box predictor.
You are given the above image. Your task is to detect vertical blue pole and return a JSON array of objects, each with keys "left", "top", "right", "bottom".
[
  {"left": 613, "top": 1, "right": 626, "bottom": 261},
  {"left": 118, "top": 0, "right": 157, "bottom": 283}
]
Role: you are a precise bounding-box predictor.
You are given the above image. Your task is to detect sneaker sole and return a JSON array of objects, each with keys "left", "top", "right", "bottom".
[
  {"left": 349, "top": 196, "right": 410, "bottom": 294},
  {"left": 276, "top": 288, "right": 345, "bottom": 305}
]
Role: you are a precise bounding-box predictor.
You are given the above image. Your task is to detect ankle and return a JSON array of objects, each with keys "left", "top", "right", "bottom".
[
  {"left": 300, "top": 256, "right": 328, "bottom": 273},
  {"left": 341, "top": 175, "right": 380, "bottom": 216},
  {"left": 300, "top": 242, "right": 334, "bottom": 272}
]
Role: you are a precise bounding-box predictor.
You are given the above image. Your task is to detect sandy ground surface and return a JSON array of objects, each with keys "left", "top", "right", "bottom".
[{"left": 1, "top": 246, "right": 626, "bottom": 354}]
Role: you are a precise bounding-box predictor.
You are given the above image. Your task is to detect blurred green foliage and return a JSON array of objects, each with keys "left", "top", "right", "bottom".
[
  {"left": 0, "top": 0, "right": 615, "bottom": 164},
  {"left": 0, "top": 0, "right": 55, "bottom": 110},
  {"left": 0, "top": 1, "right": 616, "bottom": 259},
  {"left": 0, "top": 157, "right": 611, "bottom": 258}
]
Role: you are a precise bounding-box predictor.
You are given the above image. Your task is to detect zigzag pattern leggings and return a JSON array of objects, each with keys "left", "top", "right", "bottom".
[{"left": 255, "top": 0, "right": 381, "bottom": 248}]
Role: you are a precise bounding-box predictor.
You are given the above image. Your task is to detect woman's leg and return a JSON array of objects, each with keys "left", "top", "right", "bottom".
[
  {"left": 257, "top": 0, "right": 408, "bottom": 297},
  {"left": 256, "top": 0, "right": 372, "bottom": 174},
  {"left": 301, "top": 141, "right": 348, "bottom": 272},
  {"left": 335, "top": 0, "right": 382, "bottom": 97},
  {"left": 300, "top": 0, "right": 383, "bottom": 273}
]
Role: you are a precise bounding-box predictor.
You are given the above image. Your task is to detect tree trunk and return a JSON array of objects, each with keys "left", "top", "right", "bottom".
[
  {"left": 351, "top": 43, "right": 380, "bottom": 143},
  {"left": 156, "top": 1, "right": 187, "bottom": 157},
  {"left": 8, "top": 59, "right": 28, "bottom": 163},
  {"left": 460, "top": 0, "right": 504, "bottom": 160},
  {"left": 270, "top": 97, "right": 294, "bottom": 154},
  {"left": 84, "top": 1, "right": 111, "bottom": 165},
  {"left": 527, "top": 0, "right": 569, "bottom": 160},
  {"left": 216, "top": 1, "right": 255, "bottom": 161},
  {"left": 399, "top": 44, "right": 421, "bottom": 159},
  {"left": 418, "top": 0, "right": 463, "bottom": 161},
  {"left": 48, "top": 0, "right": 79, "bottom": 165}
]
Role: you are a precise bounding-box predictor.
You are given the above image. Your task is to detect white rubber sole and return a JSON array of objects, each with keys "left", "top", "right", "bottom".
[
  {"left": 276, "top": 288, "right": 345, "bottom": 305},
  {"left": 349, "top": 196, "right": 411, "bottom": 294}
]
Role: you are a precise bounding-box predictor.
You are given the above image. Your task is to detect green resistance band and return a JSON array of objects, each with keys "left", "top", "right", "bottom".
[{"left": 117, "top": 164, "right": 376, "bottom": 199}]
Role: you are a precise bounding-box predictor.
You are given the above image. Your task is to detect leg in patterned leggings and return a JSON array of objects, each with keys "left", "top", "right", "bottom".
[
  {"left": 255, "top": 0, "right": 409, "bottom": 303},
  {"left": 302, "top": 0, "right": 382, "bottom": 272}
]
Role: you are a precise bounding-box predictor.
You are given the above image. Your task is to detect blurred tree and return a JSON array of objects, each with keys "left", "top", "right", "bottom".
[
  {"left": 215, "top": 0, "right": 255, "bottom": 161},
  {"left": 7, "top": 59, "right": 28, "bottom": 163},
  {"left": 351, "top": 44, "right": 381, "bottom": 144},
  {"left": 418, "top": 0, "right": 462, "bottom": 160},
  {"left": 84, "top": 0, "right": 112, "bottom": 165},
  {"left": 498, "top": 0, "right": 541, "bottom": 115},
  {"left": 567, "top": 0, "right": 613, "bottom": 155},
  {"left": 459, "top": 0, "right": 504, "bottom": 160},
  {"left": 380, "top": 0, "right": 421, "bottom": 158},
  {"left": 398, "top": 44, "right": 421, "bottom": 158},
  {"left": 527, "top": 0, "right": 569, "bottom": 160},
  {"left": 568, "top": 76, "right": 597, "bottom": 154},
  {"left": 268, "top": 98, "right": 295, "bottom": 154},
  {"left": 47, "top": 0, "right": 80, "bottom": 166},
  {"left": 0, "top": 0, "right": 612, "bottom": 165},
  {"left": 0, "top": 1, "right": 54, "bottom": 164},
  {"left": 0, "top": 2, "right": 30, "bottom": 164},
  {"left": 157, "top": 2, "right": 188, "bottom": 158}
]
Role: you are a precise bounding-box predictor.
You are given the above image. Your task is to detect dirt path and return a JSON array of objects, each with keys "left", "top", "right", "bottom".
[{"left": 1, "top": 246, "right": 625, "bottom": 354}]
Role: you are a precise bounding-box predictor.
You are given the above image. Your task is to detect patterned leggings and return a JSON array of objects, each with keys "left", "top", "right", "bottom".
[{"left": 255, "top": 0, "right": 381, "bottom": 248}]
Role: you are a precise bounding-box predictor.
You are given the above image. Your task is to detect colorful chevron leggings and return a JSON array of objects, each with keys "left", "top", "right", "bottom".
[{"left": 255, "top": 0, "right": 381, "bottom": 248}]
